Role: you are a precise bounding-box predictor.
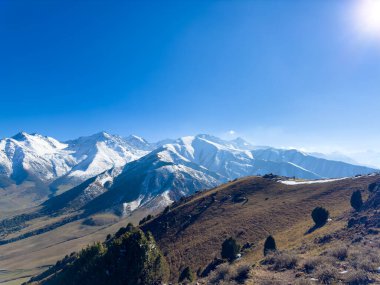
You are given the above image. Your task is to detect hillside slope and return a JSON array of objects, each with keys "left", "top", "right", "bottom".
[
  {"left": 141, "top": 174, "right": 380, "bottom": 282},
  {"left": 23, "top": 174, "right": 380, "bottom": 284}
]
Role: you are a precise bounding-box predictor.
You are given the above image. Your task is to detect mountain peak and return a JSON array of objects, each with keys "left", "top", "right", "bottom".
[
  {"left": 127, "top": 134, "right": 148, "bottom": 143},
  {"left": 229, "top": 137, "right": 254, "bottom": 150},
  {"left": 12, "top": 131, "right": 31, "bottom": 141},
  {"left": 68, "top": 132, "right": 114, "bottom": 144},
  {"left": 93, "top": 131, "right": 112, "bottom": 140},
  {"left": 125, "top": 134, "right": 152, "bottom": 151},
  {"left": 11, "top": 131, "right": 51, "bottom": 142}
]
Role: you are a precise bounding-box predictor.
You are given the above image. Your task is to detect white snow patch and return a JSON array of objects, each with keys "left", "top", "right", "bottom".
[
  {"left": 280, "top": 177, "right": 349, "bottom": 185},
  {"left": 122, "top": 196, "right": 144, "bottom": 216}
]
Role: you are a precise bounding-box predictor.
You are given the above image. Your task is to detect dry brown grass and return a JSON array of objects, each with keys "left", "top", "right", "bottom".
[
  {"left": 344, "top": 269, "right": 371, "bottom": 285},
  {"left": 349, "top": 246, "right": 380, "bottom": 273},
  {"left": 262, "top": 251, "right": 298, "bottom": 271},
  {"left": 143, "top": 175, "right": 380, "bottom": 282},
  {"left": 326, "top": 245, "right": 348, "bottom": 261},
  {"left": 301, "top": 256, "right": 328, "bottom": 274},
  {"left": 314, "top": 264, "right": 339, "bottom": 284},
  {"left": 294, "top": 278, "right": 314, "bottom": 285},
  {"left": 206, "top": 262, "right": 251, "bottom": 284}
]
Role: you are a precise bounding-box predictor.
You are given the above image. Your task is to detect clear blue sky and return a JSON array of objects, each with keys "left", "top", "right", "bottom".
[{"left": 1, "top": 0, "right": 379, "bottom": 153}]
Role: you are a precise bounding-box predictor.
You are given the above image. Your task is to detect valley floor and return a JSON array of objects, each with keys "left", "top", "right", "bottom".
[{"left": 0, "top": 208, "right": 153, "bottom": 284}]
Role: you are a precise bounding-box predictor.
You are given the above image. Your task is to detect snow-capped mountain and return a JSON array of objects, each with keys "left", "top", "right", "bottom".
[
  {"left": 0, "top": 131, "right": 378, "bottom": 214},
  {"left": 251, "top": 148, "right": 375, "bottom": 178},
  {"left": 0, "top": 132, "right": 76, "bottom": 184},
  {"left": 0, "top": 132, "right": 149, "bottom": 200},
  {"left": 157, "top": 135, "right": 375, "bottom": 180},
  {"left": 42, "top": 144, "right": 221, "bottom": 215},
  {"left": 38, "top": 134, "right": 378, "bottom": 217},
  {"left": 161, "top": 135, "right": 255, "bottom": 179},
  {"left": 50, "top": 132, "right": 149, "bottom": 191},
  {"left": 124, "top": 135, "right": 155, "bottom": 151}
]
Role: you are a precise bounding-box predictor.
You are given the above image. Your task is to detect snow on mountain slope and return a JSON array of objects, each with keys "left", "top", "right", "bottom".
[
  {"left": 159, "top": 135, "right": 330, "bottom": 180},
  {"left": 43, "top": 144, "right": 222, "bottom": 216},
  {"left": 86, "top": 144, "right": 221, "bottom": 214},
  {"left": 1, "top": 132, "right": 378, "bottom": 215},
  {"left": 125, "top": 135, "right": 154, "bottom": 151},
  {"left": 0, "top": 132, "right": 149, "bottom": 197},
  {"left": 63, "top": 132, "right": 148, "bottom": 181},
  {"left": 162, "top": 134, "right": 255, "bottom": 179},
  {"left": 43, "top": 167, "right": 123, "bottom": 213},
  {"left": 228, "top": 137, "right": 255, "bottom": 150},
  {"left": 0, "top": 132, "right": 76, "bottom": 183},
  {"left": 252, "top": 148, "right": 376, "bottom": 178}
]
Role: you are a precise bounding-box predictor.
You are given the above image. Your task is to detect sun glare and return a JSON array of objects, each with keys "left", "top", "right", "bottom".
[{"left": 354, "top": 0, "right": 380, "bottom": 38}]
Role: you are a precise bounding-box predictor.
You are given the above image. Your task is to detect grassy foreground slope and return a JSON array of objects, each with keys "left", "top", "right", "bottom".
[
  {"left": 142, "top": 174, "right": 380, "bottom": 282},
  {"left": 25, "top": 174, "right": 380, "bottom": 284}
]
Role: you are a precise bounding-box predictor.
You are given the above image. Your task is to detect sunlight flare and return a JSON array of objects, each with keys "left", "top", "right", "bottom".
[{"left": 353, "top": 0, "right": 380, "bottom": 38}]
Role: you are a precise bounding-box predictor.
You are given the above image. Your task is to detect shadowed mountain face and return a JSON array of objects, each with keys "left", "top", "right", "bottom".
[{"left": 0, "top": 132, "right": 377, "bottom": 214}]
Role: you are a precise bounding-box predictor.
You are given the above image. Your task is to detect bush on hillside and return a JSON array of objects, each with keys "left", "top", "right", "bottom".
[
  {"left": 163, "top": 206, "right": 170, "bottom": 214},
  {"left": 114, "top": 223, "right": 134, "bottom": 239},
  {"left": 311, "top": 207, "right": 329, "bottom": 227},
  {"left": 221, "top": 237, "right": 241, "bottom": 261},
  {"left": 208, "top": 263, "right": 251, "bottom": 284},
  {"left": 28, "top": 228, "right": 169, "bottom": 285},
  {"left": 263, "top": 235, "right": 277, "bottom": 256},
  {"left": 302, "top": 256, "right": 334, "bottom": 274},
  {"left": 139, "top": 214, "right": 153, "bottom": 225},
  {"left": 315, "top": 264, "right": 338, "bottom": 284},
  {"left": 368, "top": 182, "right": 379, "bottom": 192},
  {"left": 179, "top": 266, "right": 194, "bottom": 283},
  {"left": 263, "top": 251, "right": 298, "bottom": 271},
  {"left": 350, "top": 190, "right": 363, "bottom": 211},
  {"left": 328, "top": 245, "right": 348, "bottom": 261},
  {"left": 234, "top": 264, "right": 251, "bottom": 282}
]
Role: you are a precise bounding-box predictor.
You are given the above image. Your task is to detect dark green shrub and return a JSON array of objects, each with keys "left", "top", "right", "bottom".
[
  {"left": 235, "top": 264, "right": 251, "bottom": 282},
  {"left": 163, "top": 206, "right": 170, "bottom": 214},
  {"left": 28, "top": 229, "right": 169, "bottom": 285},
  {"left": 263, "top": 235, "right": 277, "bottom": 256},
  {"left": 139, "top": 215, "right": 154, "bottom": 225},
  {"left": 221, "top": 237, "right": 241, "bottom": 261},
  {"left": 114, "top": 223, "right": 135, "bottom": 238},
  {"left": 178, "top": 266, "right": 194, "bottom": 283},
  {"left": 350, "top": 190, "right": 363, "bottom": 211},
  {"left": 368, "top": 182, "right": 379, "bottom": 192},
  {"left": 311, "top": 207, "right": 329, "bottom": 227}
]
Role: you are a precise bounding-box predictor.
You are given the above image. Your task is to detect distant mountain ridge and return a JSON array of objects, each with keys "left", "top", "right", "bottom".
[{"left": 0, "top": 132, "right": 378, "bottom": 214}]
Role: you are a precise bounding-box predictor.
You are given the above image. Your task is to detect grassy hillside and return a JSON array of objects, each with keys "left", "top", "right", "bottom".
[
  {"left": 141, "top": 174, "right": 380, "bottom": 282},
  {"left": 13, "top": 174, "right": 380, "bottom": 284}
]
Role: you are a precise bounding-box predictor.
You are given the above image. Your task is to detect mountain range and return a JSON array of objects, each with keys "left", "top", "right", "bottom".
[{"left": 0, "top": 132, "right": 377, "bottom": 215}]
